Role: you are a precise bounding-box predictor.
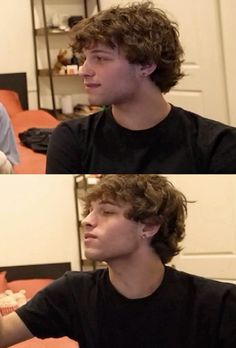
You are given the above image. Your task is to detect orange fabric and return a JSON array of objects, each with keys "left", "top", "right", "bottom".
[
  {"left": 0, "top": 271, "right": 7, "bottom": 292},
  {"left": 7, "top": 278, "right": 53, "bottom": 299},
  {"left": 5, "top": 274, "right": 78, "bottom": 348},
  {"left": 10, "top": 337, "right": 78, "bottom": 348},
  {"left": 0, "top": 88, "right": 60, "bottom": 173},
  {"left": 0, "top": 90, "right": 23, "bottom": 118}
]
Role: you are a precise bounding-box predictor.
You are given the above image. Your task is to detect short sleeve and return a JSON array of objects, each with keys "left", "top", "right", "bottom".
[
  {"left": 209, "top": 128, "right": 236, "bottom": 173},
  {"left": 15, "top": 274, "right": 81, "bottom": 340},
  {"left": 46, "top": 121, "right": 84, "bottom": 174},
  {"left": 218, "top": 285, "right": 236, "bottom": 347}
]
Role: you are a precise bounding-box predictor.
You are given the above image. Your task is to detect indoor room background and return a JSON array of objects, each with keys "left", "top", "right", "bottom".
[
  {"left": 0, "top": 175, "right": 236, "bottom": 284},
  {"left": 0, "top": 175, "right": 79, "bottom": 270},
  {"left": 0, "top": 0, "right": 235, "bottom": 125}
]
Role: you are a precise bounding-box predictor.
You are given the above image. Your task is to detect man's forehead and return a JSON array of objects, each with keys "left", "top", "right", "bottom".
[
  {"left": 81, "top": 43, "right": 118, "bottom": 55},
  {"left": 91, "top": 199, "right": 121, "bottom": 207},
  {"left": 88, "top": 197, "right": 132, "bottom": 209}
]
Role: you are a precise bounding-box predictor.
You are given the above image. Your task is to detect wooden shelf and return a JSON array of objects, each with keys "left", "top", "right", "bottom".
[
  {"left": 31, "top": 0, "right": 101, "bottom": 131},
  {"left": 74, "top": 175, "right": 104, "bottom": 271},
  {"left": 82, "top": 259, "right": 107, "bottom": 271},
  {"left": 35, "top": 28, "right": 70, "bottom": 36},
  {"left": 56, "top": 112, "right": 89, "bottom": 121},
  {"left": 38, "top": 69, "right": 79, "bottom": 77},
  {"left": 56, "top": 108, "right": 102, "bottom": 120}
]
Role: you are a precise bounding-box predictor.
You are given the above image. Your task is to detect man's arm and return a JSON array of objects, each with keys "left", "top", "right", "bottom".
[
  {"left": 0, "top": 151, "right": 13, "bottom": 174},
  {"left": 0, "top": 312, "right": 33, "bottom": 348},
  {"left": 0, "top": 104, "right": 20, "bottom": 166}
]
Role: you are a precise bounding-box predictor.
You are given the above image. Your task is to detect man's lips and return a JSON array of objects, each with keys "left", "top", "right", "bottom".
[
  {"left": 84, "top": 83, "right": 101, "bottom": 89},
  {"left": 84, "top": 233, "right": 97, "bottom": 240}
]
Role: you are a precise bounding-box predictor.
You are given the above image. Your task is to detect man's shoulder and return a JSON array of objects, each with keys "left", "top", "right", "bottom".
[
  {"left": 167, "top": 266, "right": 236, "bottom": 297},
  {"left": 172, "top": 105, "right": 236, "bottom": 132}
]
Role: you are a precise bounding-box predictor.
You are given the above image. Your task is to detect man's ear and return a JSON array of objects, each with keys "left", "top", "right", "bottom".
[
  {"left": 139, "top": 63, "right": 157, "bottom": 77},
  {"left": 142, "top": 224, "right": 160, "bottom": 239}
]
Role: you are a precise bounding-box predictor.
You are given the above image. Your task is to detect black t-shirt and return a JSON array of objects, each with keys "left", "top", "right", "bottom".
[
  {"left": 46, "top": 106, "right": 236, "bottom": 174},
  {"left": 16, "top": 266, "right": 236, "bottom": 348}
]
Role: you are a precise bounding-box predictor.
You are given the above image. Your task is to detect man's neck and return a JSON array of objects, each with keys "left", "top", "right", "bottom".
[
  {"left": 108, "top": 250, "right": 165, "bottom": 299},
  {"left": 111, "top": 81, "right": 171, "bottom": 131}
]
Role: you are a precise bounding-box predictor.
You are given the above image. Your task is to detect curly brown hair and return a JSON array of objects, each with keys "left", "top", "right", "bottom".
[
  {"left": 71, "top": 1, "right": 184, "bottom": 93},
  {"left": 83, "top": 174, "right": 187, "bottom": 264}
]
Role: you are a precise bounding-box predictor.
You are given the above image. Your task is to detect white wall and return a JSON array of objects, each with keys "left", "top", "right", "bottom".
[
  {"left": 0, "top": 0, "right": 37, "bottom": 109},
  {"left": 219, "top": 0, "right": 236, "bottom": 126},
  {"left": 169, "top": 175, "right": 236, "bottom": 282},
  {"left": 0, "top": 175, "right": 80, "bottom": 271}
]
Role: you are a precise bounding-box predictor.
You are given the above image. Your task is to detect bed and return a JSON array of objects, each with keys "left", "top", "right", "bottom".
[
  {"left": 0, "top": 262, "right": 78, "bottom": 348},
  {"left": 0, "top": 72, "right": 59, "bottom": 174}
]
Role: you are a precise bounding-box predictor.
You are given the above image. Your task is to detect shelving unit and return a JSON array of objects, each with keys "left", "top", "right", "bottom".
[
  {"left": 30, "top": 0, "right": 100, "bottom": 118},
  {"left": 74, "top": 175, "right": 106, "bottom": 271}
]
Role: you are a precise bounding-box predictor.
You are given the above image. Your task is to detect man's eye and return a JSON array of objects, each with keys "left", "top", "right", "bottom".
[
  {"left": 95, "top": 56, "right": 104, "bottom": 61},
  {"left": 102, "top": 210, "right": 115, "bottom": 215},
  {"left": 95, "top": 56, "right": 111, "bottom": 62}
]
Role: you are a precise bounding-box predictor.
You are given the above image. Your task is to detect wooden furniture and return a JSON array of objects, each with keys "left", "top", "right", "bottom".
[
  {"left": 0, "top": 73, "right": 28, "bottom": 110},
  {"left": 30, "top": 0, "right": 100, "bottom": 117},
  {"left": 0, "top": 262, "right": 71, "bottom": 281},
  {"left": 74, "top": 175, "right": 107, "bottom": 271}
]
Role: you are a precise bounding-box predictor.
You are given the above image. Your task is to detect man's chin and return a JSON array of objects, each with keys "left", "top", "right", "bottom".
[
  {"left": 85, "top": 251, "right": 103, "bottom": 263},
  {"left": 87, "top": 95, "right": 108, "bottom": 107}
]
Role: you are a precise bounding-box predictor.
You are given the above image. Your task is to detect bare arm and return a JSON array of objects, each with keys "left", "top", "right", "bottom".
[
  {"left": 0, "top": 151, "right": 13, "bottom": 174},
  {"left": 0, "top": 312, "right": 33, "bottom": 348}
]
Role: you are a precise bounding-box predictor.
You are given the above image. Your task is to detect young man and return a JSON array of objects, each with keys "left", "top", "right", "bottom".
[
  {"left": 46, "top": 1, "right": 236, "bottom": 174},
  {"left": 1, "top": 175, "right": 236, "bottom": 348},
  {"left": 0, "top": 103, "right": 19, "bottom": 174}
]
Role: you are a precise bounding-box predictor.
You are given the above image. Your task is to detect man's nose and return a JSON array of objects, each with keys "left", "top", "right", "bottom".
[
  {"left": 81, "top": 211, "right": 97, "bottom": 230},
  {"left": 78, "top": 60, "right": 95, "bottom": 78}
]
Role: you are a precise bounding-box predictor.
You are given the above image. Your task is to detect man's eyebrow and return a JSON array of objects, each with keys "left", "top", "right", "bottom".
[
  {"left": 89, "top": 49, "right": 115, "bottom": 55},
  {"left": 99, "top": 200, "right": 121, "bottom": 207}
]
